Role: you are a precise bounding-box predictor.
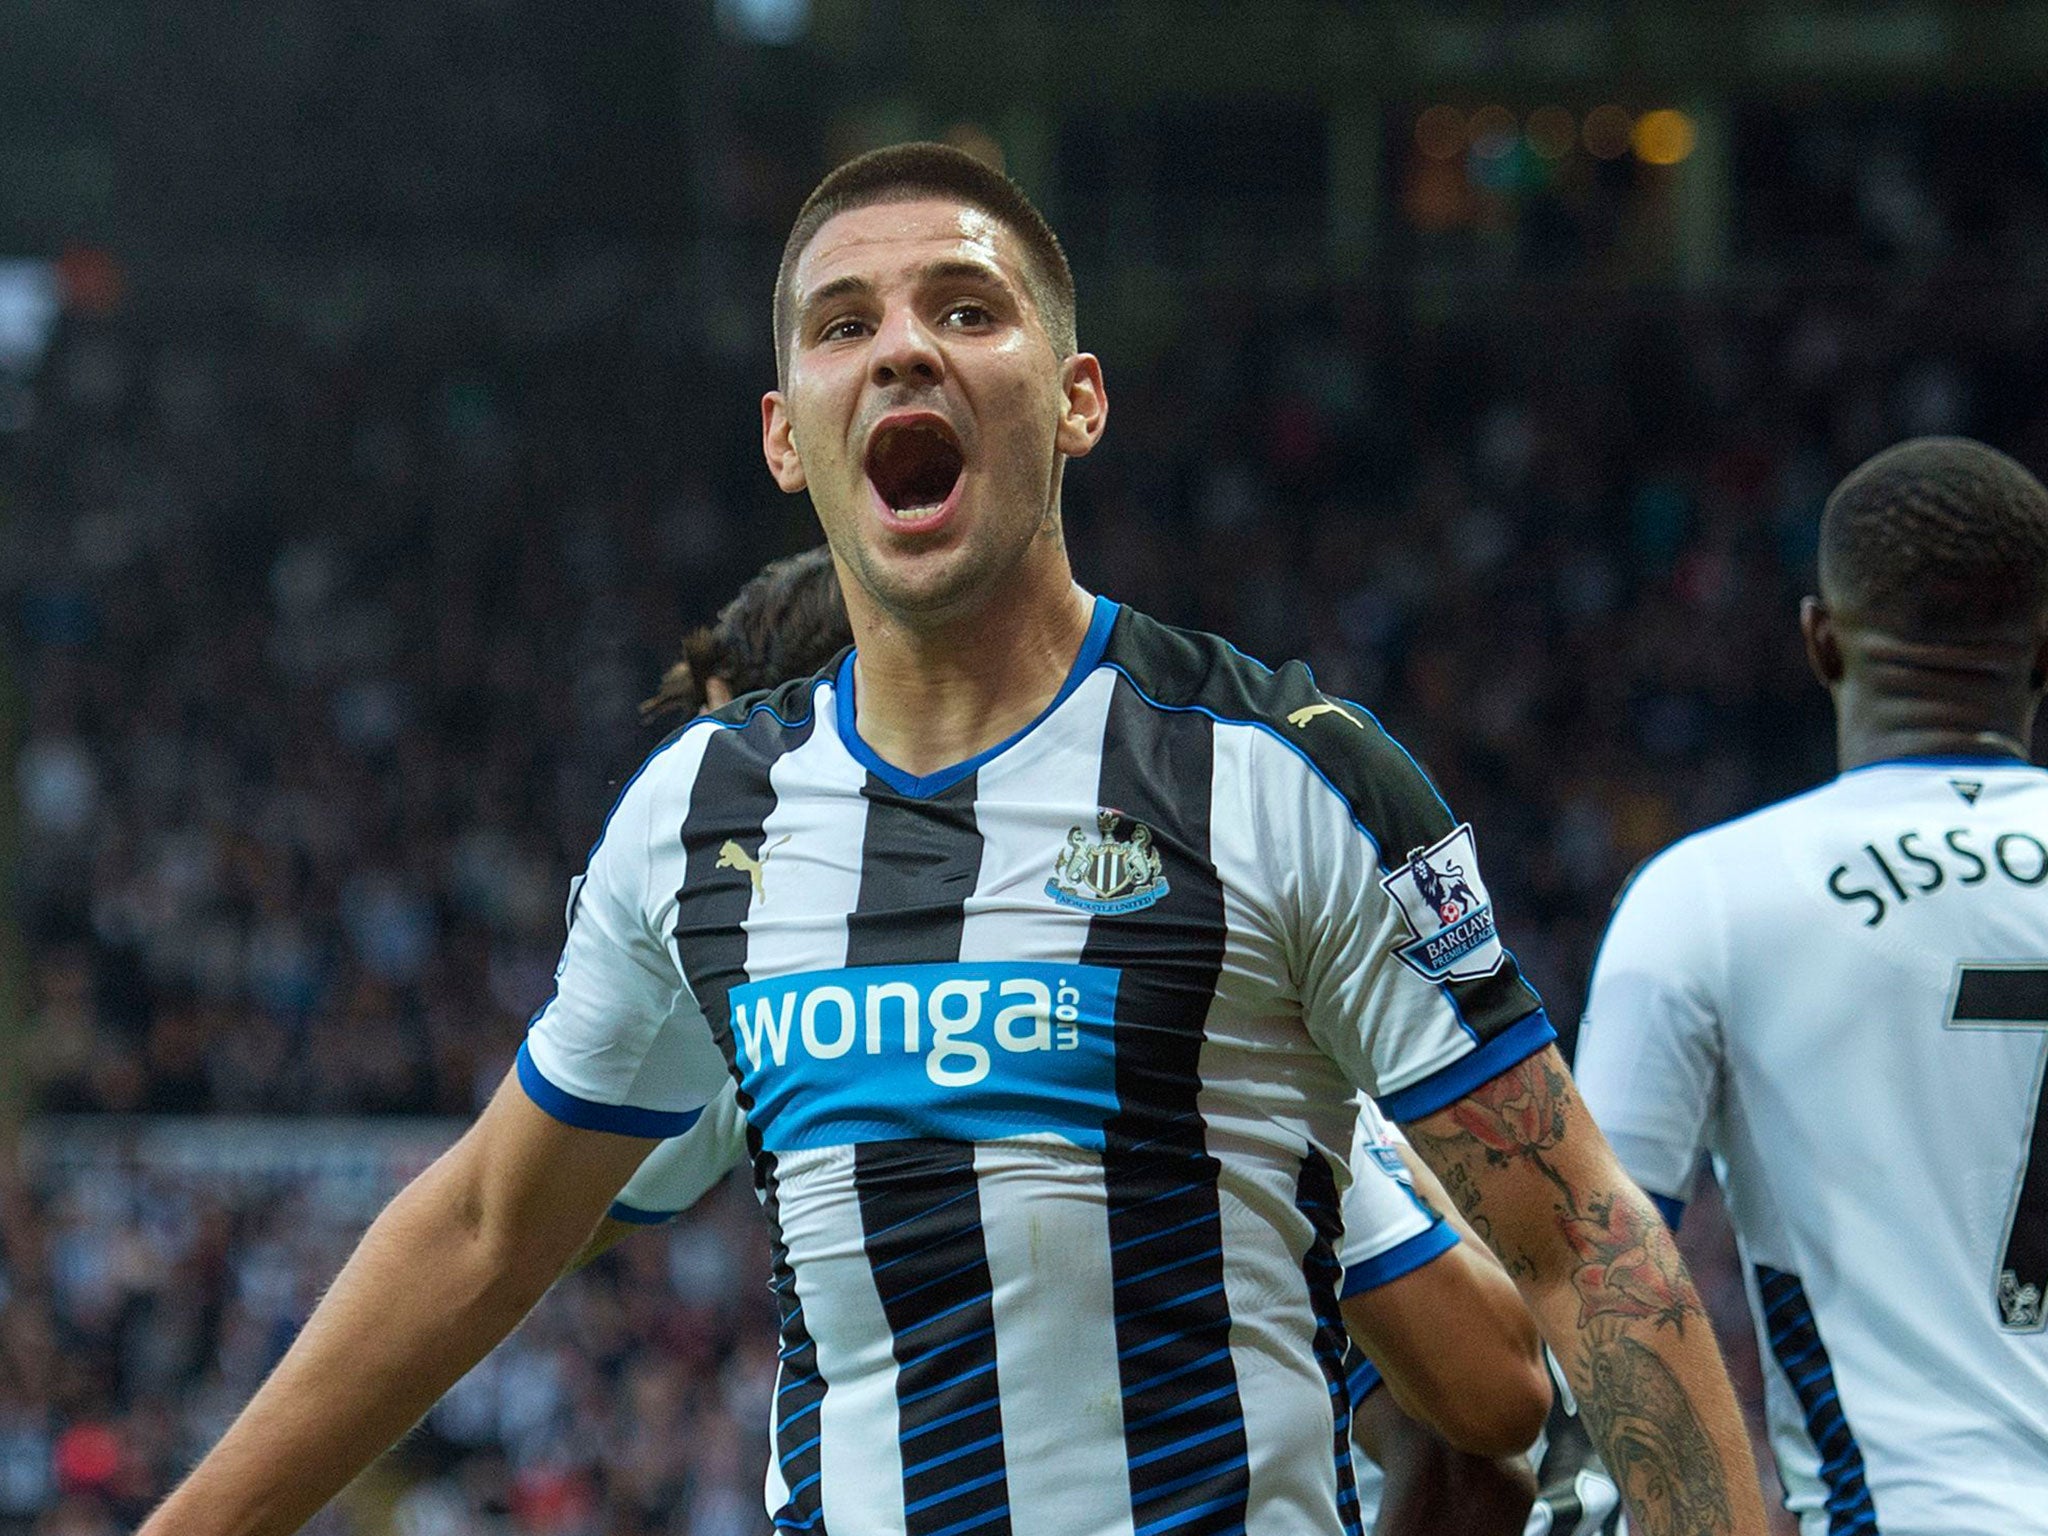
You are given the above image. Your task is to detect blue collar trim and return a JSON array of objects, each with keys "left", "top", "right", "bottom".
[
  {"left": 835, "top": 594, "right": 1119, "bottom": 799},
  {"left": 1842, "top": 753, "right": 2040, "bottom": 775}
]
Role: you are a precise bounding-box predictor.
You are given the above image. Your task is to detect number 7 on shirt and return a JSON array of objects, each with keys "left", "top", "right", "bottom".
[{"left": 1944, "top": 963, "right": 2048, "bottom": 1332}]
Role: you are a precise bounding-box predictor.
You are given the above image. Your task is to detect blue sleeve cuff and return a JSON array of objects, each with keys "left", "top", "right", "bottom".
[
  {"left": 1377, "top": 1008, "right": 1557, "bottom": 1122},
  {"left": 516, "top": 1042, "right": 704, "bottom": 1138},
  {"left": 607, "top": 1200, "right": 681, "bottom": 1226},
  {"left": 1340, "top": 1217, "right": 1458, "bottom": 1298},
  {"left": 1650, "top": 1192, "right": 1686, "bottom": 1232}
]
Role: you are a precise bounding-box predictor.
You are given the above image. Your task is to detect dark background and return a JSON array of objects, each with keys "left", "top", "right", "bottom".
[{"left": 5, "top": 2, "right": 2048, "bottom": 1531}]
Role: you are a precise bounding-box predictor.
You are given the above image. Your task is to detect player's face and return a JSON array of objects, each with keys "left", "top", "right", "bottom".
[{"left": 761, "top": 198, "right": 1105, "bottom": 622}]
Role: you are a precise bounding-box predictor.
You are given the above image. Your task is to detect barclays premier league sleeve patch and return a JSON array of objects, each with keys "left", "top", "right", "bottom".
[
  {"left": 1377, "top": 823, "right": 1506, "bottom": 984},
  {"left": 1367, "top": 1138, "right": 1412, "bottom": 1186}
]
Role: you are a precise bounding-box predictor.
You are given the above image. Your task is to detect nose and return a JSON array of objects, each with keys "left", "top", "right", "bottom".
[{"left": 869, "top": 303, "right": 943, "bottom": 388}]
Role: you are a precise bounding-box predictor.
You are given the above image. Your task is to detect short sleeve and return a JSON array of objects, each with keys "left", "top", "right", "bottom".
[
  {"left": 1574, "top": 845, "right": 1726, "bottom": 1207},
  {"left": 1338, "top": 1099, "right": 1456, "bottom": 1297},
  {"left": 1263, "top": 709, "right": 1553, "bottom": 1119},
  {"left": 609, "top": 1082, "right": 749, "bottom": 1222},
  {"left": 519, "top": 746, "right": 727, "bottom": 1136}
]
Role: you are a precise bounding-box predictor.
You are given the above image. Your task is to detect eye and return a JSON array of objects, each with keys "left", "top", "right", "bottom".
[
  {"left": 942, "top": 302, "right": 993, "bottom": 328},
  {"left": 819, "top": 316, "right": 870, "bottom": 343}
]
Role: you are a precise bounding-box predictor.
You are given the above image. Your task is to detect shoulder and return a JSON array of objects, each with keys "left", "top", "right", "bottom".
[
  {"left": 1593, "top": 785, "right": 1843, "bottom": 986},
  {"left": 1101, "top": 609, "right": 1388, "bottom": 757},
  {"left": 695, "top": 666, "right": 833, "bottom": 739},
  {"left": 590, "top": 673, "right": 833, "bottom": 863},
  {"left": 1101, "top": 609, "right": 1449, "bottom": 866},
  {"left": 639, "top": 670, "right": 832, "bottom": 779},
  {"left": 1620, "top": 777, "right": 1843, "bottom": 907}
]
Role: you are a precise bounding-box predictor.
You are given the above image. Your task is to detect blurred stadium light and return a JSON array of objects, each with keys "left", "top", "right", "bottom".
[
  {"left": 716, "top": 0, "right": 810, "bottom": 45},
  {"left": 0, "top": 262, "right": 59, "bottom": 376}
]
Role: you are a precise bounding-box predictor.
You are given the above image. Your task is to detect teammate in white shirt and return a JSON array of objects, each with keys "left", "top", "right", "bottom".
[
  {"left": 1576, "top": 436, "right": 2048, "bottom": 1536},
  {"left": 142, "top": 143, "right": 1766, "bottom": 1536}
]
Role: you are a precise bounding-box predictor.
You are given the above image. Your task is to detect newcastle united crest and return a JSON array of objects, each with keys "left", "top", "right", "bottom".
[{"left": 1047, "top": 809, "right": 1171, "bottom": 915}]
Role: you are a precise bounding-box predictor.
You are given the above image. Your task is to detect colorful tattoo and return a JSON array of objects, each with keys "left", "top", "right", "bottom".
[
  {"left": 1408, "top": 1052, "right": 1700, "bottom": 1334},
  {"left": 1407, "top": 1052, "right": 1740, "bottom": 1536}
]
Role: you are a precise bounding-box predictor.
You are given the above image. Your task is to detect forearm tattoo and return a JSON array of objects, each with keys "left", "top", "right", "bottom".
[
  {"left": 1407, "top": 1053, "right": 1738, "bottom": 1536},
  {"left": 1580, "top": 1333, "right": 1733, "bottom": 1535}
]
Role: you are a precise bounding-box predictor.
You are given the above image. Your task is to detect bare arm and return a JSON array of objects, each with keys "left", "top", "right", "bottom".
[
  {"left": 1352, "top": 1386, "right": 1537, "bottom": 1536},
  {"left": 564, "top": 1092, "right": 745, "bottom": 1274},
  {"left": 1339, "top": 1231, "right": 1549, "bottom": 1457},
  {"left": 1341, "top": 1138, "right": 1549, "bottom": 1456},
  {"left": 140, "top": 1071, "right": 655, "bottom": 1536},
  {"left": 1405, "top": 1045, "right": 1767, "bottom": 1536}
]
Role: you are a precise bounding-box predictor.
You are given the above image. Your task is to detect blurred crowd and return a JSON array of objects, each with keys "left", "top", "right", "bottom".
[
  {"left": 8, "top": 257, "right": 2048, "bottom": 1532},
  {"left": 0, "top": 1126, "right": 777, "bottom": 1536}
]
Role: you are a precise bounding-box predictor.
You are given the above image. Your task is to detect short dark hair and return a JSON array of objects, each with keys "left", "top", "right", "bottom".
[
  {"left": 642, "top": 545, "right": 851, "bottom": 722},
  {"left": 1819, "top": 437, "right": 2048, "bottom": 642},
  {"left": 772, "top": 142, "right": 1077, "bottom": 382}
]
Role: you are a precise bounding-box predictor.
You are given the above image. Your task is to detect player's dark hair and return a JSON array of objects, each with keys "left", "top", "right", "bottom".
[
  {"left": 1820, "top": 436, "right": 2048, "bottom": 641},
  {"left": 772, "top": 141, "right": 1077, "bottom": 381},
  {"left": 642, "top": 545, "right": 851, "bottom": 722}
]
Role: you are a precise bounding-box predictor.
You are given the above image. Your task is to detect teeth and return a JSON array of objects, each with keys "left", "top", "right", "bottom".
[{"left": 890, "top": 502, "right": 947, "bottom": 522}]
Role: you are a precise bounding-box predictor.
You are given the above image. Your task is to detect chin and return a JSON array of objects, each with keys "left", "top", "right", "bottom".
[{"left": 856, "top": 548, "right": 1000, "bottom": 623}]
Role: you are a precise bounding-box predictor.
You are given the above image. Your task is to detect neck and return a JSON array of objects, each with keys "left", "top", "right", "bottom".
[
  {"left": 846, "top": 570, "right": 1097, "bottom": 779},
  {"left": 1831, "top": 664, "right": 2037, "bottom": 772}
]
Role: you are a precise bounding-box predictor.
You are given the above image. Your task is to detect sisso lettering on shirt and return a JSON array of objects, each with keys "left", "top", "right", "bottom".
[
  {"left": 1826, "top": 827, "right": 2048, "bottom": 927},
  {"left": 727, "top": 962, "right": 1122, "bottom": 1151}
]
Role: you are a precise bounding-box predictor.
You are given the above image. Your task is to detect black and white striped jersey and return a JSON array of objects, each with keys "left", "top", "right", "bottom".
[{"left": 521, "top": 596, "right": 1553, "bottom": 1536}]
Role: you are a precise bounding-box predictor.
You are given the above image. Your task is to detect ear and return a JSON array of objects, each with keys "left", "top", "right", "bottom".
[
  {"left": 1054, "top": 352, "right": 1108, "bottom": 459},
  {"left": 1801, "top": 596, "right": 1844, "bottom": 688},
  {"left": 762, "top": 391, "right": 807, "bottom": 493}
]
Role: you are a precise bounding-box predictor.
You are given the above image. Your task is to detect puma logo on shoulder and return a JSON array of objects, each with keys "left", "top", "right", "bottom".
[
  {"left": 717, "top": 835, "right": 791, "bottom": 899},
  {"left": 1287, "top": 701, "right": 1364, "bottom": 730}
]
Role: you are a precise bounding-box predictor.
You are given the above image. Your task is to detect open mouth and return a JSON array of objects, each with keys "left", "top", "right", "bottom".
[{"left": 864, "top": 418, "right": 965, "bottom": 523}]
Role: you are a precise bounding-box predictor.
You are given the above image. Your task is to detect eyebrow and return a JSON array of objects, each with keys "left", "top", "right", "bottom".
[
  {"left": 796, "top": 274, "right": 874, "bottom": 327},
  {"left": 917, "top": 257, "right": 1013, "bottom": 293},
  {"left": 795, "top": 257, "right": 1019, "bottom": 332}
]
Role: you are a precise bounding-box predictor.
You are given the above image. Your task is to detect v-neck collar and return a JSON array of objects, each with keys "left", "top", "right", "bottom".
[{"left": 834, "top": 594, "right": 1118, "bottom": 798}]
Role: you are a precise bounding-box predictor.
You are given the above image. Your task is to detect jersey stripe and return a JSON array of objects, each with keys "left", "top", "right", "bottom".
[
  {"left": 845, "top": 776, "right": 986, "bottom": 966},
  {"left": 845, "top": 774, "right": 1013, "bottom": 1536},
  {"left": 963, "top": 669, "right": 1137, "bottom": 1536},
  {"left": 669, "top": 712, "right": 826, "bottom": 1533},
  {"left": 1095, "top": 610, "right": 1542, "bottom": 1042},
  {"left": 673, "top": 711, "right": 817, "bottom": 1062},
  {"left": 857, "top": 1141, "right": 1011, "bottom": 1536},
  {"left": 1755, "top": 1265, "right": 1881, "bottom": 1535},
  {"left": 1294, "top": 1152, "right": 1362, "bottom": 1536},
  {"left": 763, "top": 1161, "right": 825, "bottom": 1532},
  {"left": 1082, "top": 681, "right": 1249, "bottom": 1536}
]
